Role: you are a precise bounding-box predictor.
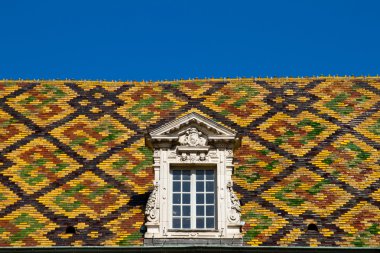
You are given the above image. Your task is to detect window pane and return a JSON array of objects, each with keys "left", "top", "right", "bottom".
[
  {"left": 205, "top": 170, "right": 214, "bottom": 180},
  {"left": 182, "top": 170, "right": 190, "bottom": 180},
  {"left": 206, "top": 218, "right": 214, "bottom": 228},
  {"left": 173, "top": 205, "right": 181, "bottom": 216},
  {"left": 196, "top": 182, "right": 204, "bottom": 192},
  {"left": 182, "top": 218, "right": 191, "bottom": 228},
  {"left": 206, "top": 206, "right": 214, "bottom": 216},
  {"left": 182, "top": 182, "right": 190, "bottom": 192},
  {"left": 182, "top": 205, "right": 190, "bottom": 216},
  {"left": 206, "top": 182, "right": 214, "bottom": 192},
  {"left": 173, "top": 218, "right": 181, "bottom": 228},
  {"left": 196, "top": 206, "right": 204, "bottom": 216},
  {"left": 172, "top": 168, "right": 216, "bottom": 230},
  {"left": 196, "top": 218, "right": 204, "bottom": 229},
  {"left": 182, "top": 194, "right": 190, "bottom": 204},
  {"left": 206, "top": 193, "right": 214, "bottom": 204},
  {"left": 173, "top": 170, "right": 181, "bottom": 180},
  {"left": 173, "top": 182, "right": 181, "bottom": 192},
  {"left": 196, "top": 194, "right": 204, "bottom": 204},
  {"left": 196, "top": 170, "right": 204, "bottom": 180},
  {"left": 173, "top": 194, "right": 181, "bottom": 204}
]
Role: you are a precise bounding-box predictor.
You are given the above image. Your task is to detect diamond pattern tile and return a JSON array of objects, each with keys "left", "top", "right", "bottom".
[
  {"left": 311, "top": 80, "right": 379, "bottom": 123},
  {"left": 334, "top": 201, "right": 380, "bottom": 247},
  {"left": 170, "top": 80, "right": 220, "bottom": 99},
  {"left": 50, "top": 115, "right": 135, "bottom": 160},
  {"left": 0, "top": 81, "right": 27, "bottom": 98},
  {"left": 98, "top": 138, "right": 153, "bottom": 194},
  {"left": 6, "top": 83, "right": 77, "bottom": 127},
  {"left": 202, "top": 80, "right": 271, "bottom": 127},
  {"left": 103, "top": 207, "right": 144, "bottom": 246},
  {"left": 0, "top": 109, "right": 32, "bottom": 151},
  {"left": 117, "top": 84, "right": 187, "bottom": 128},
  {"left": 233, "top": 137, "right": 293, "bottom": 191},
  {"left": 241, "top": 201, "right": 288, "bottom": 246},
  {"left": 355, "top": 110, "right": 380, "bottom": 145},
  {"left": 0, "top": 78, "right": 379, "bottom": 247},
  {"left": 255, "top": 111, "right": 339, "bottom": 157},
  {"left": 38, "top": 171, "right": 130, "bottom": 219},
  {"left": 0, "top": 182, "right": 20, "bottom": 212},
  {"left": 3, "top": 138, "right": 81, "bottom": 194},
  {"left": 0, "top": 205, "right": 58, "bottom": 246},
  {"left": 312, "top": 133, "right": 380, "bottom": 190},
  {"left": 261, "top": 167, "right": 352, "bottom": 216}
]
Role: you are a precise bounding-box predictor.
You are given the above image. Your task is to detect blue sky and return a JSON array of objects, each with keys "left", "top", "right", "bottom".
[{"left": 0, "top": 0, "right": 379, "bottom": 81}]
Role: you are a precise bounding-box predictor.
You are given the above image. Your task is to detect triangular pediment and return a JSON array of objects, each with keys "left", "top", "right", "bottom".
[{"left": 147, "top": 113, "right": 239, "bottom": 148}]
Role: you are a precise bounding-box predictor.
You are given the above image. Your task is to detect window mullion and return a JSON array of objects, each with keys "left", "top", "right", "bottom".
[{"left": 191, "top": 169, "right": 196, "bottom": 229}]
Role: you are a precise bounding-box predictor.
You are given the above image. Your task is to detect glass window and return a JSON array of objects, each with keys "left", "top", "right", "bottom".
[
  {"left": 195, "top": 169, "right": 215, "bottom": 229},
  {"left": 172, "top": 169, "right": 216, "bottom": 229}
]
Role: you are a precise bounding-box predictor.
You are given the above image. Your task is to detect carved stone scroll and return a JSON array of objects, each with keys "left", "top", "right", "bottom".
[
  {"left": 145, "top": 182, "right": 159, "bottom": 222},
  {"left": 227, "top": 181, "right": 241, "bottom": 223}
]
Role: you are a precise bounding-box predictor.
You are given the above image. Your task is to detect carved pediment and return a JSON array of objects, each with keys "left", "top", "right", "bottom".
[{"left": 146, "top": 112, "right": 240, "bottom": 149}]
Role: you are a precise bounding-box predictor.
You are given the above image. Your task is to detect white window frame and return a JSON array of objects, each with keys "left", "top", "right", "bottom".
[
  {"left": 169, "top": 167, "right": 217, "bottom": 231},
  {"left": 144, "top": 113, "right": 243, "bottom": 244}
]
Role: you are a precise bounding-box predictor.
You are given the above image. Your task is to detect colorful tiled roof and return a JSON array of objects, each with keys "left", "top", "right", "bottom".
[{"left": 0, "top": 77, "right": 379, "bottom": 247}]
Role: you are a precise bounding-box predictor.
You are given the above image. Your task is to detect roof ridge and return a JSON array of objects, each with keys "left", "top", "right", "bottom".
[{"left": 0, "top": 75, "right": 379, "bottom": 84}]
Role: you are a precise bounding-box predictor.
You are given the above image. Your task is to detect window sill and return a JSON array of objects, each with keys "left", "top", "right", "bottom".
[{"left": 167, "top": 229, "right": 219, "bottom": 233}]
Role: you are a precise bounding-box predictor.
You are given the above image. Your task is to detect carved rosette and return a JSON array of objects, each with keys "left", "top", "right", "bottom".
[
  {"left": 227, "top": 181, "right": 241, "bottom": 223},
  {"left": 145, "top": 182, "right": 159, "bottom": 223}
]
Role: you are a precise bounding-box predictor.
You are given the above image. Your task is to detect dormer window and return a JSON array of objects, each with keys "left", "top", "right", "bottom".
[{"left": 144, "top": 113, "right": 243, "bottom": 245}]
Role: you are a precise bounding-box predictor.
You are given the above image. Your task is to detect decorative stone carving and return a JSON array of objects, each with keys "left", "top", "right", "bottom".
[
  {"left": 175, "top": 152, "right": 210, "bottom": 163},
  {"left": 175, "top": 128, "right": 211, "bottom": 163},
  {"left": 225, "top": 149, "right": 233, "bottom": 158},
  {"left": 168, "top": 150, "right": 177, "bottom": 159},
  {"left": 144, "top": 112, "right": 242, "bottom": 244},
  {"left": 208, "top": 150, "right": 218, "bottom": 158},
  {"left": 227, "top": 181, "right": 241, "bottom": 223},
  {"left": 178, "top": 127, "right": 207, "bottom": 146},
  {"left": 189, "top": 153, "right": 197, "bottom": 162},
  {"left": 145, "top": 182, "right": 159, "bottom": 222},
  {"left": 181, "top": 153, "right": 188, "bottom": 161}
]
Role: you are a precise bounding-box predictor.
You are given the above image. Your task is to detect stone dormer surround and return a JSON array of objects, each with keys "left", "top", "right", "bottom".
[{"left": 144, "top": 112, "right": 243, "bottom": 245}]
